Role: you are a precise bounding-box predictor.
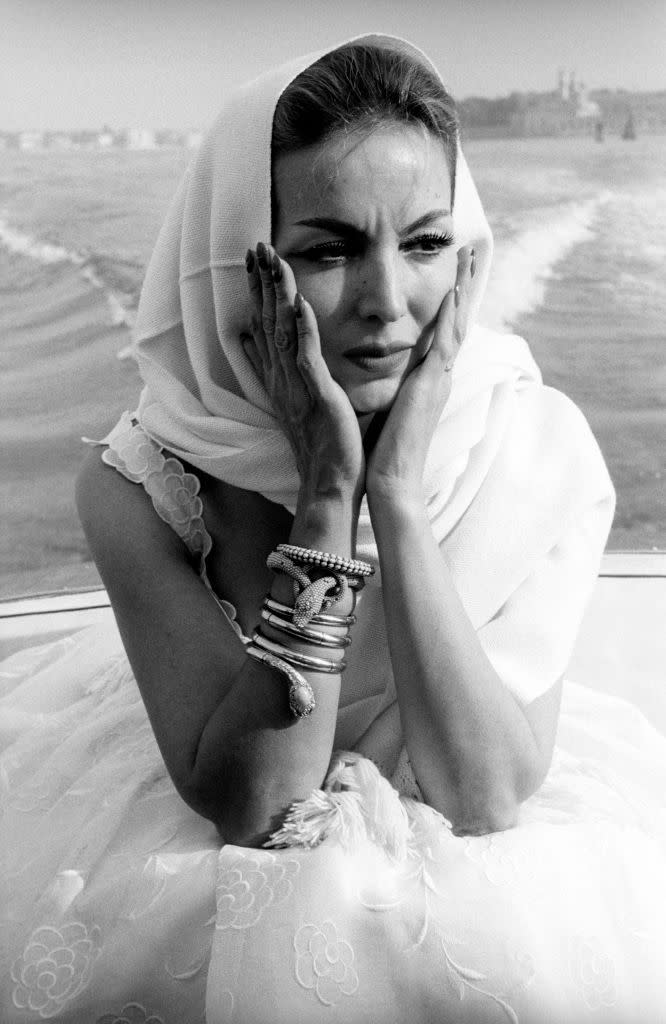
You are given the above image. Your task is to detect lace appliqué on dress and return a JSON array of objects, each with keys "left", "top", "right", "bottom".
[{"left": 86, "top": 411, "right": 245, "bottom": 642}]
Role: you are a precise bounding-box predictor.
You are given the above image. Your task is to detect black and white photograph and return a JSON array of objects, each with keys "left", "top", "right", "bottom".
[{"left": 1, "top": 1, "right": 665, "bottom": 1020}]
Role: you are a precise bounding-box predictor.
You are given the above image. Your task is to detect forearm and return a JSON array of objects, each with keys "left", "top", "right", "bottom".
[
  {"left": 368, "top": 488, "right": 541, "bottom": 833},
  {"left": 190, "top": 488, "right": 361, "bottom": 846}
]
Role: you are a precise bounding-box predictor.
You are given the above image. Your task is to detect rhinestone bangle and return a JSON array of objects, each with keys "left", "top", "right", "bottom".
[
  {"left": 261, "top": 608, "right": 352, "bottom": 648},
  {"left": 276, "top": 544, "right": 374, "bottom": 578},
  {"left": 252, "top": 631, "right": 345, "bottom": 673}
]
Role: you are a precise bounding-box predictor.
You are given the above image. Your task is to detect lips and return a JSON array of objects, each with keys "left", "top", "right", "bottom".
[
  {"left": 344, "top": 345, "right": 412, "bottom": 374},
  {"left": 345, "top": 343, "right": 411, "bottom": 357}
]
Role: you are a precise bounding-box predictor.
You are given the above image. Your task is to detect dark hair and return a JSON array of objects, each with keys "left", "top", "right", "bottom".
[{"left": 271, "top": 43, "right": 459, "bottom": 229}]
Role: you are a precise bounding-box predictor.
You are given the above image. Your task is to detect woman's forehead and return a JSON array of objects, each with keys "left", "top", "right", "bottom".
[{"left": 273, "top": 123, "right": 452, "bottom": 229}]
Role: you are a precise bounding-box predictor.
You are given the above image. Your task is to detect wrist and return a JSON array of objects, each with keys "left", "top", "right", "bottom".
[
  {"left": 270, "top": 491, "right": 361, "bottom": 613},
  {"left": 294, "top": 487, "right": 362, "bottom": 551},
  {"left": 366, "top": 477, "right": 424, "bottom": 517}
]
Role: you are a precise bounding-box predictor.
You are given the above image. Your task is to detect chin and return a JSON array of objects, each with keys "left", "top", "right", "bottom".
[{"left": 343, "top": 376, "right": 403, "bottom": 415}]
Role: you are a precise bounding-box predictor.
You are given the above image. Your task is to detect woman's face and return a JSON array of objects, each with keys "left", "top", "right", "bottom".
[{"left": 273, "top": 122, "right": 457, "bottom": 413}]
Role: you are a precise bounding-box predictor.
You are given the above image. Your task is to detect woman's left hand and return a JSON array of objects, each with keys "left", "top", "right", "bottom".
[{"left": 365, "top": 245, "right": 474, "bottom": 501}]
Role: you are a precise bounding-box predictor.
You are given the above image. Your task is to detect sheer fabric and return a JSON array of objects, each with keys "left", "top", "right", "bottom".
[{"left": 1, "top": 425, "right": 665, "bottom": 1022}]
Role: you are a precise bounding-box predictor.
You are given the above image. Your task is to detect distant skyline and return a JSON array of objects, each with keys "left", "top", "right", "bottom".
[{"left": 1, "top": 0, "right": 664, "bottom": 132}]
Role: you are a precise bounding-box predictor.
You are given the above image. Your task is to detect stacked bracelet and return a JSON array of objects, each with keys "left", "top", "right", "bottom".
[
  {"left": 251, "top": 632, "right": 345, "bottom": 673},
  {"left": 264, "top": 596, "right": 356, "bottom": 627},
  {"left": 267, "top": 551, "right": 351, "bottom": 626},
  {"left": 261, "top": 608, "right": 352, "bottom": 648},
  {"left": 251, "top": 544, "right": 363, "bottom": 719},
  {"left": 276, "top": 544, "right": 374, "bottom": 579}
]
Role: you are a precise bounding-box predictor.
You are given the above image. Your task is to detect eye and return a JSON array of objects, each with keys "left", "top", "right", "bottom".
[
  {"left": 296, "top": 239, "right": 362, "bottom": 265},
  {"left": 402, "top": 231, "right": 455, "bottom": 256}
]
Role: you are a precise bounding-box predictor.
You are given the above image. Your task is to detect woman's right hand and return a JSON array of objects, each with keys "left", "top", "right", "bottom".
[{"left": 242, "top": 242, "right": 365, "bottom": 503}]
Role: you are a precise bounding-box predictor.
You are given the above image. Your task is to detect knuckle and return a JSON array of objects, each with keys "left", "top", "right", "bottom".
[
  {"left": 296, "top": 351, "right": 313, "bottom": 374},
  {"left": 274, "top": 324, "right": 292, "bottom": 350}
]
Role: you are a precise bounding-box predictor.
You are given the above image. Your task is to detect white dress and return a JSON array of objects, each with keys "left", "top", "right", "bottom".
[{"left": 1, "top": 417, "right": 665, "bottom": 1024}]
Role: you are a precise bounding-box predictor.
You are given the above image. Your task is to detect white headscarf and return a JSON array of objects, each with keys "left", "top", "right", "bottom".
[
  {"left": 124, "top": 35, "right": 614, "bottom": 705},
  {"left": 131, "top": 35, "right": 536, "bottom": 516}
]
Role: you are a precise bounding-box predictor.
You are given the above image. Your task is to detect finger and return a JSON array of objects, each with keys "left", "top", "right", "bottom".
[
  {"left": 256, "top": 241, "right": 277, "bottom": 342},
  {"left": 245, "top": 249, "right": 269, "bottom": 366},
  {"left": 271, "top": 251, "right": 298, "bottom": 353},
  {"left": 271, "top": 252, "right": 311, "bottom": 407},
  {"left": 245, "top": 248, "right": 264, "bottom": 320},
  {"left": 240, "top": 331, "right": 263, "bottom": 379},
  {"left": 294, "top": 293, "right": 334, "bottom": 400},
  {"left": 431, "top": 287, "right": 457, "bottom": 372},
  {"left": 431, "top": 246, "right": 474, "bottom": 373},
  {"left": 452, "top": 245, "right": 474, "bottom": 350}
]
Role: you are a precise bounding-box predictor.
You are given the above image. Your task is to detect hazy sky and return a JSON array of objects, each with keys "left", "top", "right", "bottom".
[{"left": 1, "top": 0, "right": 664, "bottom": 132}]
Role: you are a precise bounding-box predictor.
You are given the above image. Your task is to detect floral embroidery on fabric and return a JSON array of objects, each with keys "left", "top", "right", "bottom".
[
  {"left": 294, "top": 921, "right": 359, "bottom": 1005},
  {"left": 215, "top": 851, "right": 299, "bottom": 930},
  {"left": 2, "top": 752, "right": 61, "bottom": 814},
  {"left": 11, "top": 922, "right": 102, "bottom": 1017},
  {"left": 570, "top": 936, "right": 618, "bottom": 1010},
  {"left": 96, "top": 1003, "right": 165, "bottom": 1024},
  {"left": 462, "top": 832, "right": 534, "bottom": 887},
  {"left": 101, "top": 412, "right": 212, "bottom": 569},
  {"left": 100, "top": 413, "right": 247, "bottom": 640}
]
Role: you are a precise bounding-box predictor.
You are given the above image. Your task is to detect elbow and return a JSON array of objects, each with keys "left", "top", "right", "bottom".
[
  {"left": 450, "top": 789, "right": 520, "bottom": 837},
  {"left": 449, "top": 754, "right": 547, "bottom": 837},
  {"left": 178, "top": 779, "right": 271, "bottom": 848},
  {"left": 178, "top": 764, "right": 299, "bottom": 850}
]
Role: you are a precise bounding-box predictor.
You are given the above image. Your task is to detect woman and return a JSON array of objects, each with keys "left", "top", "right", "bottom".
[{"left": 2, "top": 34, "right": 665, "bottom": 1024}]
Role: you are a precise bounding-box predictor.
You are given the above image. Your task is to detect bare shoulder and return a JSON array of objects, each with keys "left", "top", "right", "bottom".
[
  {"left": 75, "top": 443, "right": 293, "bottom": 635},
  {"left": 76, "top": 443, "right": 185, "bottom": 572}
]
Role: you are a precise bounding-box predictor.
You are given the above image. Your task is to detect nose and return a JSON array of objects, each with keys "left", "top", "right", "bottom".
[{"left": 356, "top": 249, "right": 407, "bottom": 324}]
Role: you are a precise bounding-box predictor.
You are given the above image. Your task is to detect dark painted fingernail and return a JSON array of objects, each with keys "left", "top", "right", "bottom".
[
  {"left": 245, "top": 249, "right": 254, "bottom": 273},
  {"left": 271, "top": 252, "right": 282, "bottom": 282},
  {"left": 256, "top": 242, "right": 269, "bottom": 269},
  {"left": 454, "top": 284, "right": 461, "bottom": 307},
  {"left": 294, "top": 292, "right": 303, "bottom": 318},
  {"left": 470, "top": 248, "right": 476, "bottom": 278}
]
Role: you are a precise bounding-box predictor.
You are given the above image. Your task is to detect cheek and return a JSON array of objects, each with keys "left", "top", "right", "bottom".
[
  {"left": 291, "top": 269, "right": 347, "bottom": 351},
  {"left": 413, "top": 256, "right": 457, "bottom": 327}
]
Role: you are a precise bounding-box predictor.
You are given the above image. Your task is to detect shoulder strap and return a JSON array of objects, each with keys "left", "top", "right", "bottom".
[{"left": 84, "top": 413, "right": 248, "bottom": 642}]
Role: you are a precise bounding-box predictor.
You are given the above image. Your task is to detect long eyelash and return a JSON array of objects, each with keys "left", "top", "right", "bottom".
[
  {"left": 409, "top": 230, "right": 455, "bottom": 248},
  {"left": 299, "top": 231, "right": 455, "bottom": 261},
  {"left": 303, "top": 240, "right": 349, "bottom": 256},
  {"left": 305, "top": 241, "right": 348, "bottom": 253}
]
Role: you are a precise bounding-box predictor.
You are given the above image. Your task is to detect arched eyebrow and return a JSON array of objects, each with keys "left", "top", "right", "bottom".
[{"left": 294, "top": 208, "right": 452, "bottom": 237}]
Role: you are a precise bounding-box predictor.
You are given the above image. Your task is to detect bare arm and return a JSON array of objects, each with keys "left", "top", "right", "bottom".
[
  {"left": 364, "top": 248, "right": 560, "bottom": 833},
  {"left": 367, "top": 487, "right": 561, "bottom": 834},
  {"left": 77, "top": 240, "right": 368, "bottom": 850},
  {"left": 77, "top": 448, "right": 359, "bottom": 847}
]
